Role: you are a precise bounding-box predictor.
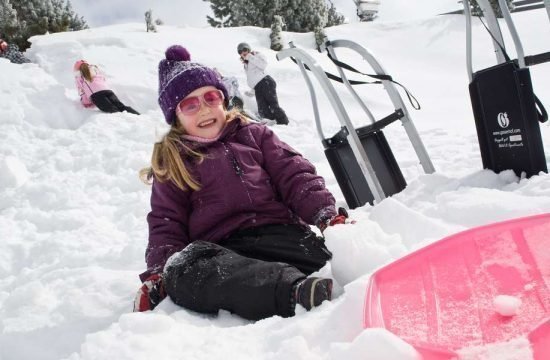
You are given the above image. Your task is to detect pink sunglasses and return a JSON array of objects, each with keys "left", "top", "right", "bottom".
[{"left": 177, "top": 90, "right": 225, "bottom": 116}]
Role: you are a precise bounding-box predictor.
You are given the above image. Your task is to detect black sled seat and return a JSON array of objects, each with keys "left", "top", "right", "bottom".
[
  {"left": 277, "top": 39, "right": 435, "bottom": 209},
  {"left": 465, "top": 0, "right": 549, "bottom": 177},
  {"left": 323, "top": 112, "right": 407, "bottom": 209}
]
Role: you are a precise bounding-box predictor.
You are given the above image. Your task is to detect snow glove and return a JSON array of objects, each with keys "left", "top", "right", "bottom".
[
  {"left": 318, "top": 207, "right": 354, "bottom": 233},
  {"left": 133, "top": 274, "right": 167, "bottom": 312}
]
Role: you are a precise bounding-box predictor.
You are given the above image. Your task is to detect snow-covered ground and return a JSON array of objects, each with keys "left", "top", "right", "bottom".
[{"left": 1, "top": 6, "right": 550, "bottom": 360}]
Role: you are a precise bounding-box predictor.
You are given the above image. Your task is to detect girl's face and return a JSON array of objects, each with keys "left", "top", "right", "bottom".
[{"left": 175, "top": 86, "right": 226, "bottom": 138}]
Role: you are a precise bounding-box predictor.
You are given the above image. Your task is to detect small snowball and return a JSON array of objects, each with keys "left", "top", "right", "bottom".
[{"left": 493, "top": 295, "right": 522, "bottom": 316}]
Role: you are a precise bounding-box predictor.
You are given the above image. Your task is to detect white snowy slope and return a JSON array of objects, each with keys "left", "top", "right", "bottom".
[{"left": 1, "top": 7, "right": 550, "bottom": 360}]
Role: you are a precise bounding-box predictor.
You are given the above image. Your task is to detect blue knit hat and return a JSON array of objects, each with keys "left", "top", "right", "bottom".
[{"left": 158, "top": 45, "right": 228, "bottom": 125}]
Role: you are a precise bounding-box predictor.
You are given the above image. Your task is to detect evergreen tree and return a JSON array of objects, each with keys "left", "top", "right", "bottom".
[
  {"left": 9, "top": 0, "right": 88, "bottom": 50},
  {"left": 145, "top": 9, "right": 156, "bottom": 32},
  {"left": 203, "top": 0, "right": 235, "bottom": 27},
  {"left": 204, "top": 0, "right": 344, "bottom": 32},
  {"left": 468, "top": 0, "right": 514, "bottom": 18},
  {"left": 313, "top": 24, "right": 326, "bottom": 49},
  {"left": 50, "top": 0, "right": 69, "bottom": 33},
  {"left": 0, "top": 0, "right": 20, "bottom": 39},
  {"left": 65, "top": 1, "right": 86, "bottom": 32},
  {"left": 15, "top": 0, "right": 47, "bottom": 45},
  {"left": 270, "top": 15, "right": 284, "bottom": 51},
  {"left": 275, "top": 0, "right": 327, "bottom": 32},
  {"left": 231, "top": 0, "right": 277, "bottom": 28},
  {"left": 326, "top": 0, "right": 345, "bottom": 27}
]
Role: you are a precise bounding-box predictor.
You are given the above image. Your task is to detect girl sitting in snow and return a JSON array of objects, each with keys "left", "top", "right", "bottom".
[
  {"left": 134, "top": 45, "right": 351, "bottom": 320},
  {"left": 73, "top": 60, "right": 140, "bottom": 115}
]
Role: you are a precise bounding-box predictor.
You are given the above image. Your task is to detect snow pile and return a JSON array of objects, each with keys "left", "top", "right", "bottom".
[
  {"left": 0, "top": 156, "right": 30, "bottom": 188},
  {"left": 1, "top": 6, "right": 549, "bottom": 360}
]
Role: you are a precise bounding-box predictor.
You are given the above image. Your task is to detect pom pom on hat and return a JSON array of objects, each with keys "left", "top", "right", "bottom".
[
  {"left": 165, "top": 45, "right": 191, "bottom": 62},
  {"left": 157, "top": 45, "right": 228, "bottom": 125},
  {"left": 73, "top": 59, "right": 87, "bottom": 71}
]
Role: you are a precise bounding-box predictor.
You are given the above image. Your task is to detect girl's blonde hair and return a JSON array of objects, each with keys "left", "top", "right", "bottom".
[
  {"left": 139, "top": 108, "right": 248, "bottom": 191},
  {"left": 79, "top": 63, "right": 94, "bottom": 82}
]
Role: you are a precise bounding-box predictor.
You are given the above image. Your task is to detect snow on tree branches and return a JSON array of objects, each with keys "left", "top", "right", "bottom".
[{"left": 0, "top": 0, "right": 88, "bottom": 50}]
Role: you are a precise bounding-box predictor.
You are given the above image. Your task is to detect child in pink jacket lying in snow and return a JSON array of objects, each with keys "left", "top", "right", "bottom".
[{"left": 74, "top": 60, "right": 139, "bottom": 115}]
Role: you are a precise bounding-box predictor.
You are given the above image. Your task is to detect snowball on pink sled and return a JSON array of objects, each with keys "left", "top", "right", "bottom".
[{"left": 493, "top": 295, "right": 522, "bottom": 316}]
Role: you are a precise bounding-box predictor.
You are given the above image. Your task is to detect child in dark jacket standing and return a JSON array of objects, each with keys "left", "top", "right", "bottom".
[{"left": 134, "top": 45, "right": 350, "bottom": 320}]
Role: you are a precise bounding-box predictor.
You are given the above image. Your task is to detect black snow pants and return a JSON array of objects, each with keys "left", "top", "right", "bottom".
[
  {"left": 163, "top": 224, "right": 332, "bottom": 321},
  {"left": 90, "top": 90, "right": 140, "bottom": 115},
  {"left": 254, "top": 76, "right": 289, "bottom": 125}
]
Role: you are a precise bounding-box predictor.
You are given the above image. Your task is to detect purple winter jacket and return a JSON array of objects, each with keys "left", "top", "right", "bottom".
[{"left": 140, "top": 118, "right": 336, "bottom": 281}]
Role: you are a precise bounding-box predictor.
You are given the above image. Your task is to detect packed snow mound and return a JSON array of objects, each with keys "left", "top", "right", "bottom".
[
  {"left": 0, "top": 156, "right": 30, "bottom": 188},
  {"left": 1, "top": 7, "right": 550, "bottom": 360}
]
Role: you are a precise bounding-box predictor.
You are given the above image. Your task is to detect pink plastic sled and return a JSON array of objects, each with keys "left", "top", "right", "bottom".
[{"left": 364, "top": 213, "right": 550, "bottom": 359}]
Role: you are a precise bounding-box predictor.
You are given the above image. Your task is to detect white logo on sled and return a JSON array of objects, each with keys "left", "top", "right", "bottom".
[{"left": 497, "top": 112, "right": 510, "bottom": 128}]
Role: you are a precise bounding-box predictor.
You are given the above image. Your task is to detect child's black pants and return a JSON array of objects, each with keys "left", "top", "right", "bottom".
[
  {"left": 254, "top": 76, "right": 289, "bottom": 125},
  {"left": 163, "top": 224, "right": 332, "bottom": 320},
  {"left": 91, "top": 90, "right": 140, "bottom": 115}
]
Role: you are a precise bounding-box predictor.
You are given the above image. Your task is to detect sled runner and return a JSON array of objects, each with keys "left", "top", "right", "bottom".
[
  {"left": 276, "top": 40, "right": 434, "bottom": 208},
  {"left": 363, "top": 213, "right": 550, "bottom": 359},
  {"left": 465, "top": 0, "right": 549, "bottom": 177}
]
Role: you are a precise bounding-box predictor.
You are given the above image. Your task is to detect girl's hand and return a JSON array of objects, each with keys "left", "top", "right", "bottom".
[
  {"left": 133, "top": 274, "right": 167, "bottom": 312},
  {"left": 319, "top": 207, "right": 355, "bottom": 233}
]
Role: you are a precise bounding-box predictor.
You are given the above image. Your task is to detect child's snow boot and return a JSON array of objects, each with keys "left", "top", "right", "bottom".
[{"left": 293, "top": 277, "right": 333, "bottom": 311}]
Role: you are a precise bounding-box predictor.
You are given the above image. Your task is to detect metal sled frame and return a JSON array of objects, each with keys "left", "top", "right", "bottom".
[
  {"left": 464, "top": 0, "right": 550, "bottom": 77},
  {"left": 276, "top": 40, "right": 435, "bottom": 203}
]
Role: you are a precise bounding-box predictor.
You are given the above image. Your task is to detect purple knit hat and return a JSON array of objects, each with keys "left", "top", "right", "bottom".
[{"left": 158, "top": 45, "right": 228, "bottom": 124}]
